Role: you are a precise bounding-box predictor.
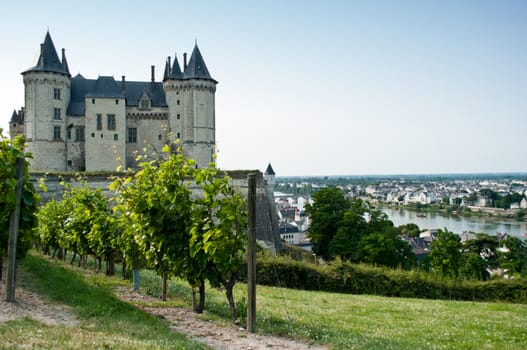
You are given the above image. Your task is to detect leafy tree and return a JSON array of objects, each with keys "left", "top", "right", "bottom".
[
  {"left": 496, "top": 192, "right": 524, "bottom": 209},
  {"left": 460, "top": 253, "right": 489, "bottom": 280},
  {"left": 0, "top": 132, "right": 39, "bottom": 277},
  {"left": 461, "top": 233, "right": 498, "bottom": 270},
  {"left": 112, "top": 147, "right": 194, "bottom": 300},
  {"left": 305, "top": 187, "right": 351, "bottom": 259},
  {"left": 497, "top": 236, "right": 527, "bottom": 277},
  {"left": 357, "top": 232, "right": 415, "bottom": 269},
  {"left": 191, "top": 165, "right": 247, "bottom": 321},
  {"left": 429, "top": 228, "right": 462, "bottom": 277},
  {"left": 397, "top": 223, "right": 420, "bottom": 238},
  {"left": 328, "top": 199, "right": 369, "bottom": 261}
]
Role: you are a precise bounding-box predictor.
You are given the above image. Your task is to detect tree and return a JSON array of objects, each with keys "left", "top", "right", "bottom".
[
  {"left": 461, "top": 233, "right": 498, "bottom": 271},
  {"left": 305, "top": 187, "right": 351, "bottom": 259},
  {"left": 429, "top": 228, "right": 462, "bottom": 277},
  {"left": 460, "top": 253, "right": 489, "bottom": 280},
  {"left": 112, "top": 147, "right": 194, "bottom": 301},
  {"left": 191, "top": 165, "right": 247, "bottom": 321},
  {"left": 328, "top": 199, "right": 369, "bottom": 261},
  {"left": 397, "top": 223, "right": 420, "bottom": 238},
  {"left": 497, "top": 236, "right": 527, "bottom": 277},
  {"left": 357, "top": 232, "right": 415, "bottom": 269}
]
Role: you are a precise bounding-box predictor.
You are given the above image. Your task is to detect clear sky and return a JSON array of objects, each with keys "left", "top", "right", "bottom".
[{"left": 1, "top": 0, "right": 526, "bottom": 176}]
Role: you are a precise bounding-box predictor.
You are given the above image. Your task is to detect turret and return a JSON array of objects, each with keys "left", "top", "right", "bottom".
[
  {"left": 163, "top": 43, "right": 217, "bottom": 168},
  {"left": 21, "top": 31, "right": 71, "bottom": 171},
  {"left": 264, "top": 163, "right": 276, "bottom": 194}
]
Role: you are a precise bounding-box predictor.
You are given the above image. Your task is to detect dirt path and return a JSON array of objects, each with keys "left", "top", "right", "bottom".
[
  {"left": 1, "top": 274, "right": 326, "bottom": 349},
  {"left": 114, "top": 286, "right": 327, "bottom": 350}
]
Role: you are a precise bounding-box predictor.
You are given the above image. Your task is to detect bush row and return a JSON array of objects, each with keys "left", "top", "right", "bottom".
[{"left": 240, "top": 254, "right": 527, "bottom": 304}]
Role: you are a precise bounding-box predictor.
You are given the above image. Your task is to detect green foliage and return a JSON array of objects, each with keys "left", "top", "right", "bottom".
[
  {"left": 0, "top": 131, "right": 39, "bottom": 259},
  {"left": 305, "top": 187, "right": 351, "bottom": 259},
  {"left": 397, "top": 223, "right": 420, "bottom": 238},
  {"left": 191, "top": 165, "right": 247, "bottom": 320},
  {"left": 247, "top": 252, "right": 527, "bottom": 304},
  {"left": 460, "top": 253, "right": 489, "bottom": 280},
  {"left": 306, "top": 188, "right": 414, "bottom": 269},
  {"left": 430, "top": 228, "right": 462, "bottom": 277},
  {"left": 112, "top": 152, "right": 194, "bottom": 287},
  {"left": 34, "top": 183, "right": 119, "bottom": 273},
  {"left": 498, "top": 236, "right": 527, "bottom": 277}
]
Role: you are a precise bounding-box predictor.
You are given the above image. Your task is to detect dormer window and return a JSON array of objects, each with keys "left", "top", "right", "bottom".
[
  {"left": 138, "top": 91, "right": 151, "bottom": 111},
  {"left": 140, "top": 99, "right": 150, "bottom": 110}
]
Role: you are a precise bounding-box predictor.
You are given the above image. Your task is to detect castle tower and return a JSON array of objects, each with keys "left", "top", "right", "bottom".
[
  {"left": 264, "top": 163, "right": 276, "bottom": 189},
  {"left": 163, "top": 44, "right": 217, "bottom": 167},
  {"left": 22, "top": 32, "right": 71, "bottom": 171}
]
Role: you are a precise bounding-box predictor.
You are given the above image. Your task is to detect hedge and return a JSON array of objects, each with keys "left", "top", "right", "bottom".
[{"left": 239, "top": 254, "right": 527, "bottom": 304}]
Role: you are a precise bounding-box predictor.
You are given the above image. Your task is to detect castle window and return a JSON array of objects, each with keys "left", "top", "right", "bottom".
[
  {"left": 176, "top": 132, "right": 180, "bottom": 139},
  {"left": 158, "top": 134, "right": 162, "bottom": 141},
  {"left": 115, "top": 99, "right": 119, "bottom": 105},
  {"left": 67, "top": 129, "right": 71, "bottom": 140},
  {"left": 177, "top": 114, "right": 180, "bottom": 120},
  {"left": 91, "top": 132, "right": 95, "bottom": 137},
  {"left": 114, "top": 134, "right": 118, "bottom": 141},
  {"left": 75, "top": 128, "right": 85, "bottom": 142},
  {"left": 96, "top": 114, "right": 102, "bottom": 130},
  {"left": 128, "top": 128, "right": 137, "bottom": 143},
  {"left": 92, "top": 99, "right": 95, "bottom": 104},
  {"left": 107, "top": 114, "right": 116, "bottom": 130},
  {"left": 53, "top": 126, "right": 61, "bottom": 140},
  {"left": 53, "top": 88, "right": 61, "bottom": 100},
  {"left": 177, "top": 100, "right": 180, "bottom": 105},
  {"left": 140, "top": 99, "right": 150, "bottom": 110},
  {"left": 53, "top": 108, "right": 61, "bottom": 120}
]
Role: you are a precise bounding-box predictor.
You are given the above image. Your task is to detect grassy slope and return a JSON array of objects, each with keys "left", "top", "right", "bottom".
[
  {"left": 0, "top": 254, "right": 209, "bottom": 349},
  {"left": 3, "top": 252, "right": 527, "bottom": 349}
]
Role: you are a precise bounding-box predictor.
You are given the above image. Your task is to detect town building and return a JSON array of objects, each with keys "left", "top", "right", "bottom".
[{"left": 10, "top": 31, "right": 217, "bottom": 172}]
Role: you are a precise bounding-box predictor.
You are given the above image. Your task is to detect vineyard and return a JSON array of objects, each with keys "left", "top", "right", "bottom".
[{"left": 1, "top": 132, "right": 247, "bottom": 321}]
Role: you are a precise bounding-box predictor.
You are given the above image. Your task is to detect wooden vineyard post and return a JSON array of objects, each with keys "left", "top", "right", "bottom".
[
  {"left": 247, "top": 173, "right": 257, "bottom": 332},
  {"left": 6, "top": 157, "right": 24, "bottom": 302}
]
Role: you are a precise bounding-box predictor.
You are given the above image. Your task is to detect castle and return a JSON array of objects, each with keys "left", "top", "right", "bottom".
[{"left": 10, "top": 31, "right": 217, "bottom": 172}]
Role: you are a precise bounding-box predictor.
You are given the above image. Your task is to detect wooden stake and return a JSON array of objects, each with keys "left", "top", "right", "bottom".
[
  {"left": 6, "top": 157, "right": 24, "bottom": 302},
  {"left": 247, "top": 173, "right": 257, "bottom": 332}
]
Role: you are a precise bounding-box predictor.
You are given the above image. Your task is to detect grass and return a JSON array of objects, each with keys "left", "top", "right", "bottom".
[
  {"left": 139, "top": 265, "right": 527, "bottom": 350},
  {"left": 3, "top": 252, "right": 527, "bottom": 349},
  {"left": 0, "top": 253, "right": 210, "bottom": 349}
]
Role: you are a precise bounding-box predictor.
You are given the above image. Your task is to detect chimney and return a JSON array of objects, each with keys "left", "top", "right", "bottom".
[
  {"left": 168, "top": 56, "right": 171, "bottom": 75},
  {"left": 151, "top": 65, "right": 155, "bottom": 83},
  {"left": 183, "top": 53, "right": 187, "bottom": 70},
  {"left": 121, "top": 75, "right": 126, "bottom": 94},
  {"left": 61, "top": 48, "right": 66, "bottom": 60}
]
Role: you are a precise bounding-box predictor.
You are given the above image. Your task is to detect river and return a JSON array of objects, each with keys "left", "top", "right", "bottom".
[{"left": 382, "top": 207, "right": 527, "bottom": 239}]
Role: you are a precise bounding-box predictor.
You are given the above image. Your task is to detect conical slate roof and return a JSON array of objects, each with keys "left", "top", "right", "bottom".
[
  {"left": 10, "top": 110, "right": 22, "bottom": 123},
  {"left": 23, "top": 31, "right": 70, "bottom": 76},
  {"left": 183, "top": 44, "right": 215, "bottom": 81},
  {"left": 170, "top": 54, "right": 183, "bottom": 79},
  {"left": 265, "top": 163, "right": 276, "bottom": 176}
]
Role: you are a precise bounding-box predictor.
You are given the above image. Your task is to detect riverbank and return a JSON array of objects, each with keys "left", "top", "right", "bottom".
[
  {"left": 381, "top": 205, "right": 527, "bottom": 238},
  {"left": 380, "top": 202, "right": 526, "bottom": 221}
]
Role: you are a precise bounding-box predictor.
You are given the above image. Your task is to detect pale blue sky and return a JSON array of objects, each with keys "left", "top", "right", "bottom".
[{"left": 1, "top": 0, "right": 526, "bottom": 176}]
